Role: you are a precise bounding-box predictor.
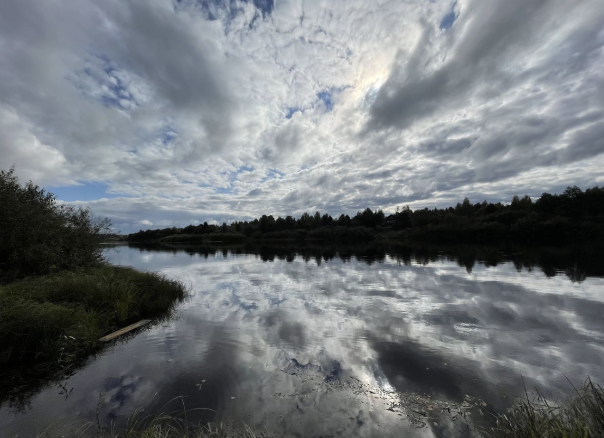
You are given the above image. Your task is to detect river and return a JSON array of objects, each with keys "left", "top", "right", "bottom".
[{"left": 1, "top": 243, "right": 603, "bottom": 437}]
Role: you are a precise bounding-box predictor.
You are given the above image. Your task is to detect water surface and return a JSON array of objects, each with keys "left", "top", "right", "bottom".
[{"left": 1, "top": 243, "right": 603, "bottom": 437}]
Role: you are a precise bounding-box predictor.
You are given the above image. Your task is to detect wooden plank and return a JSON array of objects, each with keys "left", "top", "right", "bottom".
[{"left": 99, "top": 319, "right": 152, "bottom": 342}]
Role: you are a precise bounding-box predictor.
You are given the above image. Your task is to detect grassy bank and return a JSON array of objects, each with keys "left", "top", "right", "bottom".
[
  {"left": 483, "top": 378, "right": 604, "bottom": 437},
  {"left": 0, "top": 265, "right": 188, "bottom": 367}
]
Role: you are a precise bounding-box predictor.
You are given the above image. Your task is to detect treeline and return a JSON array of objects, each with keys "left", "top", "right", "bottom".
[{"left": 127, "top": 186, "right": 604, "bottom": 244}]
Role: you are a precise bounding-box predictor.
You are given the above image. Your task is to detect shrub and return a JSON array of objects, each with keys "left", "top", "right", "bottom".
[{"left": 0, "top": 168, "right": 110, "bottom": 282}]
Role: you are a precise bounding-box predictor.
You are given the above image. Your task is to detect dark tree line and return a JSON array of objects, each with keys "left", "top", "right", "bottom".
[
  {"left": 398, "top": 186, "right": 604, "bottom": 243},
  {"left": 128, "top": 207, "right": 385, "bottom": 243},
  {"left": 128, "top": 186, "right": 604, "bottom": 244}
]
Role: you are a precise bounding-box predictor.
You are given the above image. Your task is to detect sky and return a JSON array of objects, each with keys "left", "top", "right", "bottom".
[{"left": 1, "top": 0, "right": 603, "bottom": 233}]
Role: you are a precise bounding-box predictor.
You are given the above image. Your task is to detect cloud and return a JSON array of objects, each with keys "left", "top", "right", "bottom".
[{"left": 0, "top": 0, "right": 603, "bottom": 231}]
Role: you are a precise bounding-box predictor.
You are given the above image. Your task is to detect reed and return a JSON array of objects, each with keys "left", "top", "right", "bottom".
[{"left": 482, "top": 378, "right": 604, "bottom": 438}]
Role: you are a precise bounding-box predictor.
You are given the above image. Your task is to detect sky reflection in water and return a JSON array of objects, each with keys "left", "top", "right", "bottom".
[{"left": 1, "top": 244, "right": 603, "bottom": 437}]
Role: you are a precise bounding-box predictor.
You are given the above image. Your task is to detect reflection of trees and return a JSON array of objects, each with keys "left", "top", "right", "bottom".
[
  {"left": 127, "top": 242, "right": 604, "bottom": 283},
  {"left": 565, "top": 264, "right": 587, "bottom": 283}
]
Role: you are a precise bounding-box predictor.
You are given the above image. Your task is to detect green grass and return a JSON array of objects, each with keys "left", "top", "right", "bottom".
[
  {"left": 40, "top": 409, "right": 272, "bottom": 438},
  {"left": 0, "top": 265, "right": 189, "bottom": 367},
  {"left": 482, "top": 378, "right": 604, "bottom": 438}
]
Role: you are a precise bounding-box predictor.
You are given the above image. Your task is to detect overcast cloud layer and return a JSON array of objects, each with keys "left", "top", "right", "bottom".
[{"left": 1, "top": 0, "right": 603, "bottom": 232}]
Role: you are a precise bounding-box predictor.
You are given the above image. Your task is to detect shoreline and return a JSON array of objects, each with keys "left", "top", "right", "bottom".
[{"left": 0, "top": 264, "right": 189, "bottom": 403}]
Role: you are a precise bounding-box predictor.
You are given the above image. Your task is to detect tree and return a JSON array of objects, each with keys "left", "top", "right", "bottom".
[
  {"left": 337, "top": 214, "right": 351, "bottom": 226},
  {"left": 456, "top": 197, "right": 474, "bottom": 216},
  {"left": 396, "top": 206, "right": 412, "bottom": 228},
  {"left": 321, "top": 213, "right": 334, "bottom": 227},
  {"left": 511, "top": 195, "right": 532, "bottom": 211},
  {"left": 258, "top": 215, "right": 276, "bottom": 233},
  {"left": 313, "top": 211, "right": 322, "bottom": 229},
  {"left": 0, "top": 168, "right": 110, "bottom": 282}
]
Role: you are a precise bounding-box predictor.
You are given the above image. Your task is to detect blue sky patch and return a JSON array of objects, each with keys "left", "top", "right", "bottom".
[
  {"left": 260, "top": 168, "right": 284, "bottom": 183},
  {"left": 285, "top": 107, "right": 300, "bottom": 119},
  {"left": 317, "top": 86, "right": 351, "bottom": 112},
  {"left": 249, "top": 0, "right": 273, "bottom": 16},
  {"left": 50, "top": 182, "right": 117, "bottom": 202},
  {"left": 440, "top": 2, "right": 458, "bottom": 30},
  {"left": 214, "top": 186, "right": 234, "bottom": 194},
  {"left": 78, "top": 55, "right": 137, "bottom": 110},
  {"left": 159, "top": 125, "right": 179, "bottom": 144},
  {"left": 317, "top": 90, "right": 334, "bottom": 112},
  {"left": 238, "top": 164, "right": 254, "bottom": 173}
]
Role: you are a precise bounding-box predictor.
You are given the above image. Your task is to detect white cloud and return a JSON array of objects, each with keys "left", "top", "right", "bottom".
[{"left": 1, "top": 0, "right": 603, "bottom": 231}]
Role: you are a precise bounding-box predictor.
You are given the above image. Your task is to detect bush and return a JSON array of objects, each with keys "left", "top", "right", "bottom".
[
  {"left": 0, "top": 168, "right": 110, "bottom": 282},
  {"left": 0, "top": 265, "right": 189, "bottom": 365}
]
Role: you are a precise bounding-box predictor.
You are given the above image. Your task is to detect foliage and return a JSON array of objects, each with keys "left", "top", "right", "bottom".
[
  {"left": 0, "top": 265, "right": 188, "bottom": 366},
  {"left": 0, "top": 168, "right": 110, "bottom": 282},
  {"left": 482, "top": 378, "right": 604, "bottom": 438},
  {"left": 127, "top": 185, "right": 604, "bottom": 245}
]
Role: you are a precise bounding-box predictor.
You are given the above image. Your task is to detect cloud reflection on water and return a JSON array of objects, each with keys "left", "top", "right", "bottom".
[{"left": 1, "top": 244, "right": 603, "bottom": 437}]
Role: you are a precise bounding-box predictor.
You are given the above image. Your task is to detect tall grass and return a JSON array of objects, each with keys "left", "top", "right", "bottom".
[
  {"left": 40, "top": 409, "right": 272, "bottom": 438},
  {"left": 482, "top": 378, "right": 604, "bottom": 438},
  {"left": 0, "top": 265, "right": 189, "bottom": 366}
]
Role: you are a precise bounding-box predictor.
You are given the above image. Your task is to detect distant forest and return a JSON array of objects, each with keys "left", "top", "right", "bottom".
[{"left": 127, "top": 186, "right": 604, "bottom": 244}]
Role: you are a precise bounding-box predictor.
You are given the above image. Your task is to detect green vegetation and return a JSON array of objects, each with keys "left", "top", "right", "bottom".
[
  {"left": 0, "top": 265, "right": 188, "bottom": 366},
  {"left": 0, "top": 168, "right": 188, "bottom": 373},
  {"left": 128, "top": 186, "right": 604, "bottom": 245},
  {"left": 483, "top": 379, "right": 604, "bottom": 438},
  {"left": 0, "top": 168, "right": 109, "bottom": 283}
]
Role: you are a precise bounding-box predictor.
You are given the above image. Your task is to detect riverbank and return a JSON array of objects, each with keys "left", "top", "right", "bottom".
[
  {"left": 0, "top": 265, "right": 188, "bottom": 368},
  {"left": 128, "top": 220, "right": 604, "bottom": 247}
]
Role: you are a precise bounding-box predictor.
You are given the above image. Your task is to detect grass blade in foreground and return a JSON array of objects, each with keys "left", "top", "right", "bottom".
[{"left": 482, "top": 378, "right": 604, "bottom": 438}]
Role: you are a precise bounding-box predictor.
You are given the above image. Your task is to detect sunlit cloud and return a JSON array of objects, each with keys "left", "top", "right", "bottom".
[{"left": 1, "top": 0, "right": 602, "bottom": 232}]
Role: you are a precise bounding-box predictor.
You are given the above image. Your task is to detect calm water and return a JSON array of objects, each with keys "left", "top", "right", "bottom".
[{"left": 1, "top": 243, "right": 603, "bottom": 437}]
